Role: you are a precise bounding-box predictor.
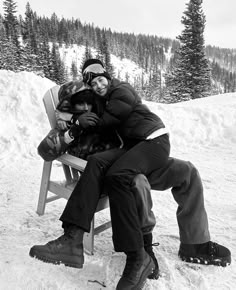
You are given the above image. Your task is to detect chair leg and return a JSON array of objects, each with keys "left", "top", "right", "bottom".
[
  {"left": 37, "top": 161, "right": 52, "bottom": 215},
  {"left": 71, "top": 168, "right": 80, "bottom": 181},
  {"left": 83, "top": 218, "right": 95, "bottom": 255},
  {"left": 62, "top": 164, "right": 73, "bottom": 184}
]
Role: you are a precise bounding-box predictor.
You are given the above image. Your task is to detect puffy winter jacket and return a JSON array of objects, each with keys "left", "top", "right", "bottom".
[
  {"left": 38, "top": 84, "right": 122, "bottom": 162},
  {"left": 98, "top": 78, "right": 165, "bottom": 142},
  {"left": 37, "top": 127, "right": 121, "bottom": 161}
]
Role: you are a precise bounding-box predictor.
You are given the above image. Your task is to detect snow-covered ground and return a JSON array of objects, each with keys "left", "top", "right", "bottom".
[{"left": 0, "top": 70, "right": 235, "bottom": 289}]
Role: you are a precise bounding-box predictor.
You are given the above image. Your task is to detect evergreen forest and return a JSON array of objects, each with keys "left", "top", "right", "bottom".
[{"left": 1, "top": 0, "right": 236, "bottom": 103}]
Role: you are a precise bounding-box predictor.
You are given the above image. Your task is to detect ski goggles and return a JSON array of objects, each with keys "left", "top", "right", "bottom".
[{"left": 82, "top": 71, "right": 107, "bottom": 85}]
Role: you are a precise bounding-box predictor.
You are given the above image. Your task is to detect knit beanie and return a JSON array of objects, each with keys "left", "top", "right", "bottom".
[
  {"left": 82, "top": 59, "right": 111, "bottom": 85},
  {"left": 57, "top": 80, "right": 92, "bottom": 112}
]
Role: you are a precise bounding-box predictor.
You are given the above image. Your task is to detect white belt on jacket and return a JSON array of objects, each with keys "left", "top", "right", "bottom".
[{"left": 146, "top": 127, "right": 169, "bottom": 140}]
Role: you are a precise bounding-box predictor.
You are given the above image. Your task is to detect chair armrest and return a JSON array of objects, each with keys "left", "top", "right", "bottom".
[{"left": 57, "top": 154, "right": 87, "bottom": 172}]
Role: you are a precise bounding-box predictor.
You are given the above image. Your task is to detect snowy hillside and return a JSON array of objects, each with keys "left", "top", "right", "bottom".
[
  {"left": 59, "top": 44, "right": 149, "bottom": 84},
  {"left": 0, "top": 70, "right": 235, "bottom": 289}
]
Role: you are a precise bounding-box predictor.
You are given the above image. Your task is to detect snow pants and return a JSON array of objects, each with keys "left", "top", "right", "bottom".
[
  {"left": 60, "top": 135, "right": 210, "bottom": 252},
  {"left": 106, "top": 157, "right": 210, "bottom": 252},
  {"left": 60, "top": 147, "right": 156, "bottom": 235}
]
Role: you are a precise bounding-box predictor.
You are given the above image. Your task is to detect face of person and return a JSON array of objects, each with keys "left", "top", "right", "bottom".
[
  {"left": 74, "top": 101, "right": 92, "bottom": 113},
  {"left": 90, "top": 76, "right": 109, "bottom": 97}
]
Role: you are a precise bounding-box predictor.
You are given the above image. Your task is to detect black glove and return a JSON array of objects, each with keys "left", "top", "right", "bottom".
[
  {"left": 68, "top": 124, "right": 83, "bottom": 139},
  {"left": 71, "top": 112, "right": 99, "bottom": 129}
]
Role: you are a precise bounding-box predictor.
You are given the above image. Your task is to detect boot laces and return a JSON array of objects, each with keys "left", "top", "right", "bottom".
[
  {"left": 145, "top": 242, "right": 159, "bottom": 266},
  {"left": 145, "top": 243, "right": 159, "bottom": 257}
]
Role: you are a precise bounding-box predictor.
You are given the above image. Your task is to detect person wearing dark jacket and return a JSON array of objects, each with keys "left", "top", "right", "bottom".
[{"left": 79, "top": 59, "right": 230, "bottom": 289}]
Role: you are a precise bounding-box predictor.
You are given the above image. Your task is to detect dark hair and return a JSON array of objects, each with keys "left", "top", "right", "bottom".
[{"left": 70, "top": 90, "right": 95, "bottom": 106}]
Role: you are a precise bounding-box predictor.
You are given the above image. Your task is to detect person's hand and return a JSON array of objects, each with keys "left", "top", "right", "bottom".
[
  {"left": 55, "top": 110, "right": 73, "bottom": 130},
  {"left": 57, "top": 120, "right": 68, "bottom": 130},
  {"left": 71, "top": 112, "right": 99, "bottom": 129},
  {"left": 67, "top": 124, "right": 83, "bottom": 139}
]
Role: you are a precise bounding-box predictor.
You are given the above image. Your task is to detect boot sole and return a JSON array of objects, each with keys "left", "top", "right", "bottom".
[
  {"left": 29, "top": 248, "right": 84, "bottom": 268},
  {"left": 179, "top": 254, "right": 231, "bottom": 267}
]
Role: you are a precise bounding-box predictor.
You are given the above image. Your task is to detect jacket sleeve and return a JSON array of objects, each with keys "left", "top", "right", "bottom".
[
  {"left": 37, "top": 128, "right": 69, "bottom": 161},
  {"left": 98, "top": 87, "right": 136, "bottom": 128}
]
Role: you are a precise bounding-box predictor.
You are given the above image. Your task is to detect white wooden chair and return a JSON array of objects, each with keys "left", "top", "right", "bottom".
[{"left": 37, "top": 85, "right": 111, "bottom": 255}]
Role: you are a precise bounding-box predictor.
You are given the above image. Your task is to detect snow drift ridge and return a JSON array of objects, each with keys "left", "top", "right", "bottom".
[{"left": 0, "top": 70, "right": 235, "bottom": 165}]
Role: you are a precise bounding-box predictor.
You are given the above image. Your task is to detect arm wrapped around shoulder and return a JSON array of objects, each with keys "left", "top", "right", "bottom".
[{"left": 55, "top": 110, "right": 73, "bottom": 130}]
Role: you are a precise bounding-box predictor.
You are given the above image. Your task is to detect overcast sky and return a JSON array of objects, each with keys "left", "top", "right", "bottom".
[{"left": 0, "top": 0, "right": 235, "bottom": 49}]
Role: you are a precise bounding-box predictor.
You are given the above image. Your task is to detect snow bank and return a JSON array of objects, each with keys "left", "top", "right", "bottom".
[
  {"left": 1, "top": 70, "right": 235, "bottom": 165},
  {"left": 0, "top": 71, "right": 235, "bottom": 290},
  {"left": 0, "top": 70, "right": 55, "bottom": 164},
  {"left": 145, "top": 93, "right": 236, "bottom": 149}
]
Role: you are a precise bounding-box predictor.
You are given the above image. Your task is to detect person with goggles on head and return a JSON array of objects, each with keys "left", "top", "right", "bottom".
[{"left": 80, "top": 59, "right": 231, "bottom": 289}]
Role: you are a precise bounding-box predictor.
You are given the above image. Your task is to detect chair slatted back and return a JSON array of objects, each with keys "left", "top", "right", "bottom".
[{"left": 43, "top": 85, "right": 60, "bottom": 129}]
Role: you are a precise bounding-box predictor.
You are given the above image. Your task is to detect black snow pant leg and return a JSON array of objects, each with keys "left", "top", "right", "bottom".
[
  {"left": 106, "top": 172, "right": 144, "bottom": 252},
  {"left": 148, "top": 157, "right": 210, "bottom": 244},
  {"left": 132, "top": 174, "right": 156, "bottom": 235},
  {"left": 59, "top": 148, "right": 126, "bottom": 232},
  {"left": 105, "top": 134, "right": 170, "bottom": 252}
]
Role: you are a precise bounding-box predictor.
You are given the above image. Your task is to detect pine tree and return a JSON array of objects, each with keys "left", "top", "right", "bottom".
[
  {"left": 166, "top": 0, "right": 211, "bottom": 101},
  {"left": 57, "top": 59, "right": 68, "bottom": 84},
  {"left": 71, "top": 60, "right": 79, "bottom": 80},
  {"left": 0, "top": 27, "right": 19, "bottom": 70},
  {"left": 101, "top": 31, "right": 114, "bottom": 76},
  {"left": 22, "top": 2, "right": 38, "bottom": 54},
  {"left": 37, "top": 36, "right": 52, "bottom": 79},
  {"left": 3, "top": 0, "right": 19, "bottom": 47},
  {"left": 95, "top": 29, "right": 104, "bottom": 62},
  {"left": 0, "top": 13, "right": 19, "bottom": 71},
  {"left": 148, "top": 67, "right": 163, "bottom": 102},
  {"left": 50, "top": 42, "right": 67, "bottom": 84},
  {"left": 80, "top": 40, "right": 93, "bottom": 72},
  {"left": 96, "top": 30, "right": 114, "bottom": 76},
  {"left": 0, "top": 14, "right": 5, "bottom": 37}
]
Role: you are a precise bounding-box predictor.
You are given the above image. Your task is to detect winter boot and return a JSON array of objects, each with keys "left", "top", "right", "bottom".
[
  {"left": 116, "top": 247, "right": 155, "bottom": 290},
  {"left": 29, "top": 225, "right": 84, "bottom": 268},
  {"left": 143, "top": 233, "right": 160, "bottom": 279},
  {"left": 178, "top": 241, "right": 231, "bottom": 267}
]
